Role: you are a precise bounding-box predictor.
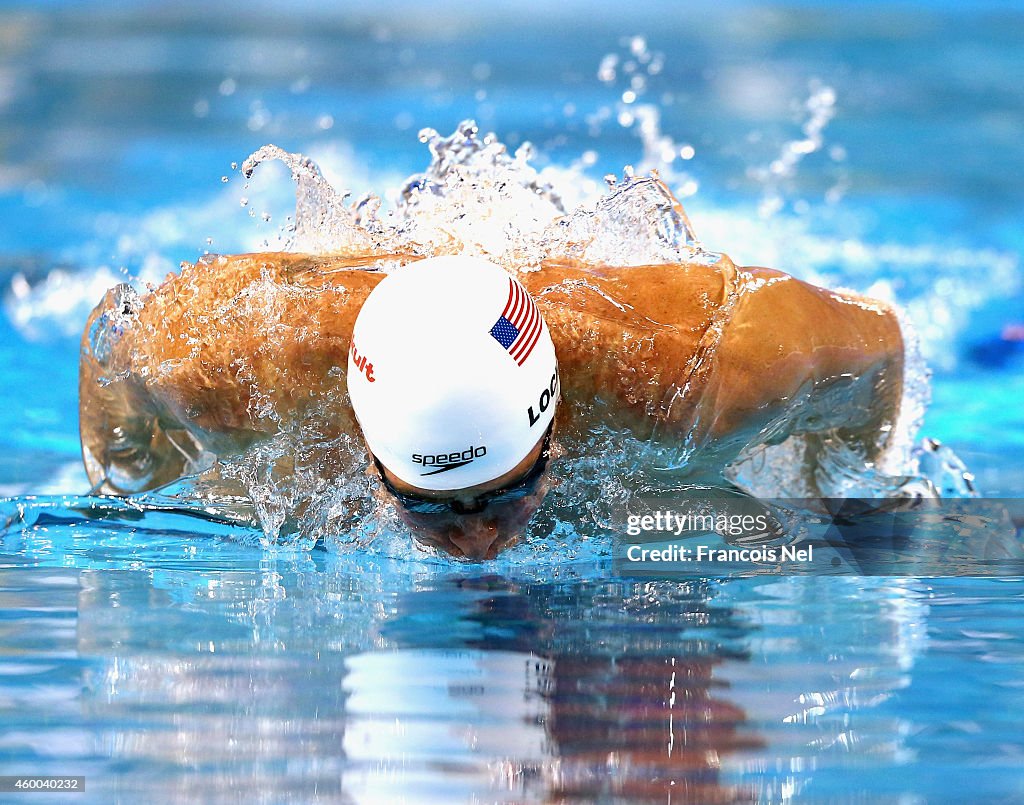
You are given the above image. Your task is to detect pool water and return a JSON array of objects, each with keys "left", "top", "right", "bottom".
[{"left": 2, "top": 2, "right": 1023, "bottom": 802}]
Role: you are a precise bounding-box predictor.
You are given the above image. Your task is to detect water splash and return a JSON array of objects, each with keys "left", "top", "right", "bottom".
[
  {"left": 383, "top": 121, "right": 567, "bottom": 261},
  {"left": 542, "top": 172, "right": 708, "bottom": 266},
  {"left": 750, "top": 79, "right": 839, "bottom": 218},
  {"left": 240, "top": 120, "right": 707, "bottom": 271},
  {"left": 595, "top": 36, "right": 699, "bottom": 201},
  {"left": 241, "top": 144, "right": 376, "bottom": 254}
]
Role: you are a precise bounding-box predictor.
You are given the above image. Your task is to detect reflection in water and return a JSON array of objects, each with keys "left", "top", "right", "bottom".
[
  {"left": 40, "top": 560, "right": 933, "bottom": 802},
  {"left": 75, "top": 568, "right": 354, "bottom": 802},
  {"left": 69, "top": 567, "right": 769, "bottom": 801},
  {"left": 367, "top": 576, "right": 761, "bottom": 803}
]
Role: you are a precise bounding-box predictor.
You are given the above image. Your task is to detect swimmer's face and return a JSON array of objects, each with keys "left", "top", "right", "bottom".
[{"left": 371, "top": 427, "right": 552, "bottom": 560}]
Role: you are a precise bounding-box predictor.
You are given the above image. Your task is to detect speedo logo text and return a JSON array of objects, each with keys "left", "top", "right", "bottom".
[{"left": 413, "top": 445, "right": 488, "bottom": 476}]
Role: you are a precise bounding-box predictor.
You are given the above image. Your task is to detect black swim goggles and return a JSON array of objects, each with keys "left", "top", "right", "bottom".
[{"left": 372, "top": 424, "right": 553, "bottom": 516}]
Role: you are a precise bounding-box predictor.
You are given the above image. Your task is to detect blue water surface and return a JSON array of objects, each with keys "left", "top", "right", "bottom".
[{"left": 1, "top": 2, "right": 1023, "bottom": 802}]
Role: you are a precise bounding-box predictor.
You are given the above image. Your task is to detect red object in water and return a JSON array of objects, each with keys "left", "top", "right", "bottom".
[{"left": 1002, "top": 324, "right": 1024, "bottom": 342}]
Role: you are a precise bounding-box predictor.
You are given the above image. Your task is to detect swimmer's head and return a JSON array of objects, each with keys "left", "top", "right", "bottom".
[
  {"left": 372, "top": 422, "right": 553, "bottom": 559},
  {"left": 348, "top": 255, "right": 559, "bottom": 553}
]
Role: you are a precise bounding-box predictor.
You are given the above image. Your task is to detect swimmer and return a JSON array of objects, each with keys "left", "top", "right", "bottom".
[{"left": 79, "top": 250, "right": 904, "bottom": 558}]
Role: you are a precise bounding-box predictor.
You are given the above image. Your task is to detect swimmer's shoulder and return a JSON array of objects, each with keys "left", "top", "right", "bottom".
[
  {"left": 187, "top": 251, "right": 391, "bottom": 291},
  {"left": 137, "top": 251, "right": 389, "bottom": 328},
  {"left": 522, "top": 254, "right": 738, "bottom": 331}
]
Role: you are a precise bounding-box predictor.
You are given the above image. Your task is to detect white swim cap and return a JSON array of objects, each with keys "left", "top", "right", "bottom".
[{"left": 348, "top": 255, "right": 559, "bottom": 491}]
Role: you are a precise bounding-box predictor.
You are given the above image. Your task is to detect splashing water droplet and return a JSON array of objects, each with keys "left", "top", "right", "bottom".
[
  {"left": 597, "top": 54, "right": 618, "bottom": 84},
  {"left": 543, "top": 173, "right": 704, "bottom": 266},
  {"left": 235, "top": 119, "right": 709, "bottom": 271},
  {"left": 750, "top": 79, "right": 839, "bottom": 217},
  {"left": 241, "top": 144, "right": 375, "bottom": 253}
]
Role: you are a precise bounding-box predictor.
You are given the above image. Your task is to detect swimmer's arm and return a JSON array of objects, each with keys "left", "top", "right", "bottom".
[
  {"left": 80, "top": 253, "right": 384, "bottom": 494},
  {"left": 79, "top": 285, "right": 207, "bottom": 494},
  {"left": 688, "top": 267, "right": 905, "bottom": 488}
]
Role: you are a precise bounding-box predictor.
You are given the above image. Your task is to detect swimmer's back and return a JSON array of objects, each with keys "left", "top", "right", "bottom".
[{"left": 522, "top": 258, "right": 737, "bottom": 437}]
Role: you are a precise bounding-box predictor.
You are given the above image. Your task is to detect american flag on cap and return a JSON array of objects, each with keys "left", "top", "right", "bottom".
[{"left": 488, "top": 277, "right": 543, "bottom": 366}]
